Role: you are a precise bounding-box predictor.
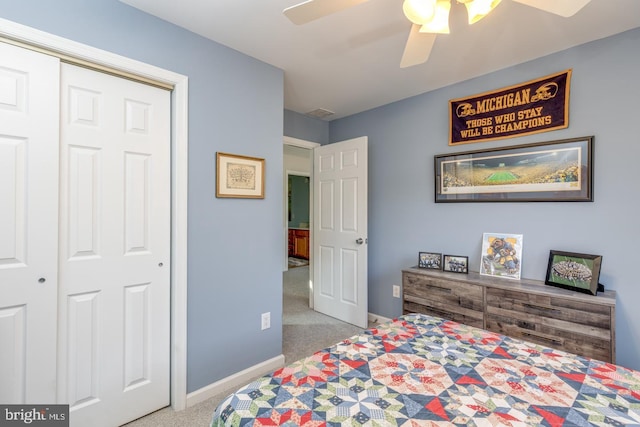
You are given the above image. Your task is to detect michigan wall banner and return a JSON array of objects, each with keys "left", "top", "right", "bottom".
[{"left": 449, "top": 69, "right": 571, "bottom": 145}]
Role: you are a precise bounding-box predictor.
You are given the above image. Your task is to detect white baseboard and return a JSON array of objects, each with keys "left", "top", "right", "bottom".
[
  {"left": 368, "top": 312, "right": 393, "bottom": 325},
  {"left": 185, "top": 354, "right": 285, "bottom": 408},
  {"left": 186, "top": 314, "right": 392, "bottom": 408}
]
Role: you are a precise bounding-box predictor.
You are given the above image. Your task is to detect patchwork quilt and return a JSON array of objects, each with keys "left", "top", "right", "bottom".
[{"left": 211, "top": 313, "right": 640, "bottom": 426}]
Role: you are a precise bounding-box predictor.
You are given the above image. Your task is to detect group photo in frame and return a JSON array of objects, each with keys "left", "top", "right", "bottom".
[
  {"left": 545, "top": 250, "right": 602, "bottom": 295},
  {"left": 216, "top": 152, "right": 265, "bottom": 199},
  {"left": 434, "top": 136, "right": 593, "bottom": 202},
  {"left": 443, "top": 255, "right": 468, "bottom": 274},
  {"left": 480, "top": 233, "right": 523, "bottom": 280},
  {"left": 418, "top": 252, "right": 442, "bottom": 270}
]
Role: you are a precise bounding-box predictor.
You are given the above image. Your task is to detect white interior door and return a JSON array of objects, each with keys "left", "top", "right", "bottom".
[
  {"left": 0, "top": 42, "right": 60, "bottom": 404},
  {"left": 58, "top": 63, "right": 171, "bottom": 426},
  {"left": 313, "top": 136, "right": 368, "bottom": 328}
]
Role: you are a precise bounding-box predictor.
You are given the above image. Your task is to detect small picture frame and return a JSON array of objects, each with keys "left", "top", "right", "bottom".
[
  {"left": 545, "top": 250, "right": 602, "bottom": 295},
  {"left": 216, "top": 152, "right": 265, "bottom": 198},
  {"left": 418, "top": 252, "right": 442, "bottom": 270},
  {"left": 443, "top": 255, "right": 468, "bottom": 274}
]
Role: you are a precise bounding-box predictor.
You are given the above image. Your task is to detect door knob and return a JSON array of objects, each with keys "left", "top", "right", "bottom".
[{"left": 356, "top": 238, "right": 364, "bottom": 245}]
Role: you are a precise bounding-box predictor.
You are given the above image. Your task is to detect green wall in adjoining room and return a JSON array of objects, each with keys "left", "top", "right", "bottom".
[{"left": 288, "top": 175, "right": 310, "bottom": 229}]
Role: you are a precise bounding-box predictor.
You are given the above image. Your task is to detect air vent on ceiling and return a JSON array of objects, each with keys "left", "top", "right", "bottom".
[{"left": 305, "top": 108, "right": 335, "bottom": 119}]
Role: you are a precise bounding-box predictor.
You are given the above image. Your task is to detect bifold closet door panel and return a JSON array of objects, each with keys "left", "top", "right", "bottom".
[
  {"left": 58, "top": 62, "right": 171, "bottom": 427},
  {"left": 0, "top": 41, "right": 60, "bottom": 404}
]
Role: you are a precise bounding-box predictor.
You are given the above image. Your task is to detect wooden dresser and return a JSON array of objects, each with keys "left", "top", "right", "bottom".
[{"left": 402, "top": 267, "right": 617, "bottom": 363}]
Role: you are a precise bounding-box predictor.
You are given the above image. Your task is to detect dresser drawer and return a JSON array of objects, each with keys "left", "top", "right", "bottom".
[
  {"left": 485, "top": 287, "right": 613, "bottom": 362},
  {"left": 403, "top": 272, "right": 484, "bottom": 328}
]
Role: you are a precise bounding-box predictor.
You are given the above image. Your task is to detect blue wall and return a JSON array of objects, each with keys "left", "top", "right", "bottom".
[
  {"left": 329, "top": 28, "right": 640, "bottom": 371},
  {"left": 284, "top": 109, "right": 329, "bottom": 144},
  {"left": 0, "top": 0, "right": 284, "bottom": 392}
]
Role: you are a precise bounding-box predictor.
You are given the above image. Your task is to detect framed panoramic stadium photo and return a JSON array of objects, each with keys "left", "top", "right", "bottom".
[{"left": 434, "top": 136, "right": 593, "bottom": 202}]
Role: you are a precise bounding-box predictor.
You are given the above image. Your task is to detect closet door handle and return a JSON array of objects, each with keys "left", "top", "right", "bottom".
[{"left": 38, "top": 277, "right": 46, "bottom": 283}]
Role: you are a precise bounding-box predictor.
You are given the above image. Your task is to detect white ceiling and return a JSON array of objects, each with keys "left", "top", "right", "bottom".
[{"left": 120, "top": 0, "right": 640, "bottom": 120}]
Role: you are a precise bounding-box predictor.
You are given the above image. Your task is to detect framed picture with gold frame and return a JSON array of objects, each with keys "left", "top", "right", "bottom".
[{"left": 216, "top": 152, "right": 265, "bottom": 198}]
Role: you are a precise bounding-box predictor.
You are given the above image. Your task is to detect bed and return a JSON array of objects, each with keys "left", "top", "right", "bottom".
[{"left": 211, "top": 313, "right": 640, "bottom": 426}]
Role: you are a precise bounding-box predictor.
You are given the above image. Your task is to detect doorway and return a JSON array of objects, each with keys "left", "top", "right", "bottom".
[
  {"left": 283, "top": 137, "right": 319, "bottom": 310},
  {"left": 282, "top": 136, "right": 369, "bottom": 328}
]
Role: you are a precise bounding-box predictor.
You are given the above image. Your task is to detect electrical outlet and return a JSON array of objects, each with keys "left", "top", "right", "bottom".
[
  {"left": 261, "top": 312, "right": 271, "bottom": 330},
  {"left": 392, "top": 285, "right": 400, "bottom": 298}
]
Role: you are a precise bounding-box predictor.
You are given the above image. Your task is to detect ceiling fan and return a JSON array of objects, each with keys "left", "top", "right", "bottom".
[{"left": 283, "top": 0, "right": 592, "bottom": 68}]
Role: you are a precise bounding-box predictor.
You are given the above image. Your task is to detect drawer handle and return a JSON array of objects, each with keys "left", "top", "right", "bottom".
[
  {"left": 522, "top": 332, "right": 563, "bottom": 346},
  {"left": 523, "top": 303, "right": 557, "bottom": 313},
  {"left": 429, "top": 285, "right": 452, "bottom": 294}
]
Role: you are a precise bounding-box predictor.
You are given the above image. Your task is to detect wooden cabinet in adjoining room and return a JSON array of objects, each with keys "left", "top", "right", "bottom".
[
  {"left": 289, "top": 228, "right": 309, "bottom": 260},
  {"left": 288, "top": 229, "right": 294, "bottom": 256}
]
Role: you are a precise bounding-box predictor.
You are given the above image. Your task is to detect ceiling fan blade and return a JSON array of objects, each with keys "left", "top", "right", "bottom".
[
  {"left": 400, "top": 24, "right": 437, "bottom": 68},
  {"left": 283, "top": 0, "right": 370, "bottom": 25},
  {"left": 512, "top": 0, "right": 591, "bottom": 17}
]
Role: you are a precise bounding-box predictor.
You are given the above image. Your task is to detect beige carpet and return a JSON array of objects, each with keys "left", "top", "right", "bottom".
[
  {"left": 124, "top": 265, "right": 367, "bottom": 427},
  {"left": 282, "top": 265, "right": 365, "bottom": 364}
]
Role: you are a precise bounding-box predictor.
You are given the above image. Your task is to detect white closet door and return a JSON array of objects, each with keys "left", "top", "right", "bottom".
[
  {"left": 0, "top": 42, "right": 60, "bottom": 404},
  {"left": 58, "top": 63, "right": 171, "bottom": 427}
]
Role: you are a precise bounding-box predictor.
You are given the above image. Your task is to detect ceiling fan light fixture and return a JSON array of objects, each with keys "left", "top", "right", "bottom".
[
  {"left": 419, "top": 0, "right": 451, "bottom": 34},
  {"left": 464, "top": 0, "right": 502, "bottom": 24},
  {"left": 403, "top": 0, "right": 437, "bottom": 25}
]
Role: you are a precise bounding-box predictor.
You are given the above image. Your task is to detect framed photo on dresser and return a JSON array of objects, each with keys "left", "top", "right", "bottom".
[
  {"left": 418, "top": 252, "right": 442, "bottom": 270},
  {"left": 443, "top": 255, "right": 468, "bottom": 274},
  {"left": 480, "top": 233, "right": 523, "bottom": 280},
  {"left": 545, "top": 250, "right": 602, "bottom": 295}
]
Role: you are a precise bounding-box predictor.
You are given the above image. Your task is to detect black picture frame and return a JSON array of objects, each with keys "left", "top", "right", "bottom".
[
  {"left": 545, "top": 250, "right": 602, "bottom": 295},
  {"left": 418, "top": 252, "right": 442, "bottom": 270},
  {"left": 434, "top": 136, "right": 593, "bottom": 202},
  {"left": 443, "top": 255, "right": 468, "bottom": 274}
]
